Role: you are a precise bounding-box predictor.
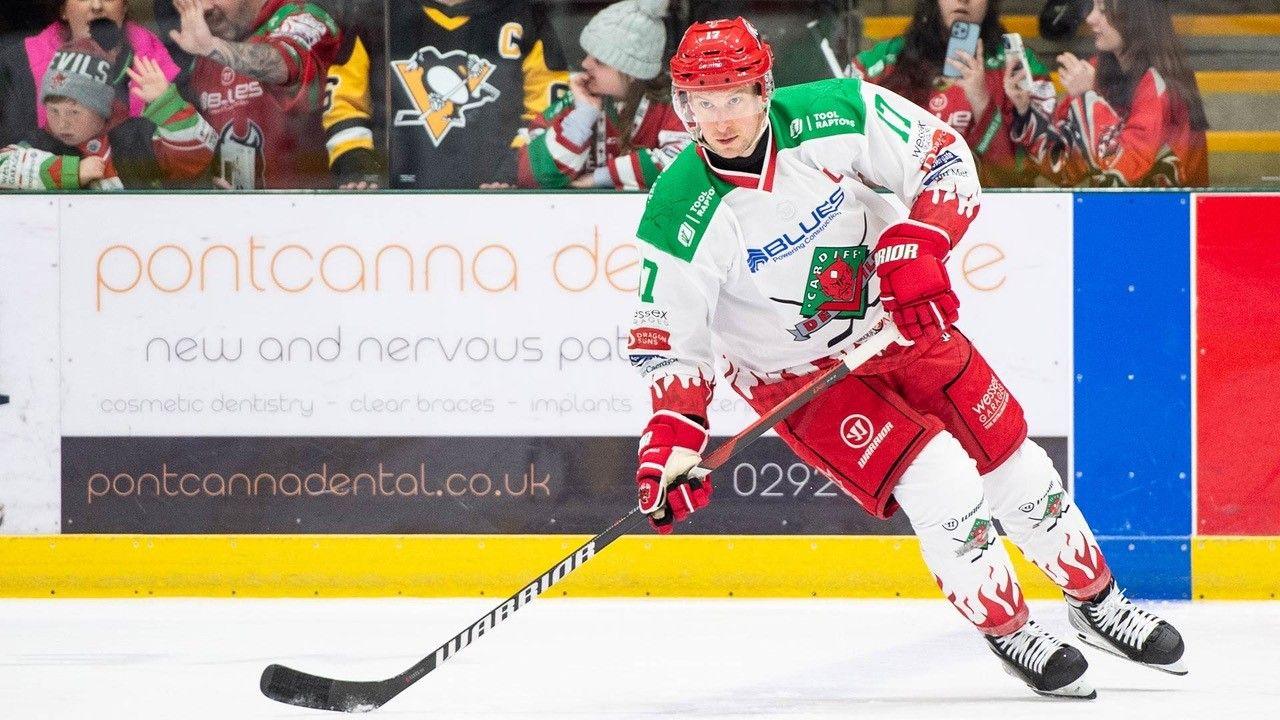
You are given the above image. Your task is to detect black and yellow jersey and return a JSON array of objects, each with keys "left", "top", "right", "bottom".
[{"left": 322, "top": 0, "right": 570, "bottom": 188}]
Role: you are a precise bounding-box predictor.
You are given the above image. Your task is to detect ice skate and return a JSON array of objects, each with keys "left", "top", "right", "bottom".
[
  {"left": 1067, "top": 580, "right": 1188, "bottom": 675},
  {"left": 986, "top": 620, "right": 1096, "bottom": 699}
]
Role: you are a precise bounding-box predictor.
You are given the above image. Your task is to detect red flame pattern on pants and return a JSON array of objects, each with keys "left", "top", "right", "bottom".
[
  {"left": 938, "top": 565, "right": 1029, "bottom": 636},
  {"left": 1037, "top": 530, "right": 1113, "bottom": 600},
  {"left": 979, "top": 440, "right": 1115, "bottom": 601}
]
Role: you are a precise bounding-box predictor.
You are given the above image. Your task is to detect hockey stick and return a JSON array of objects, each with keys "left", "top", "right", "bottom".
[
  {"left": 806, "top": 19, "right": 846, "bottom": 79},
  {"left": 260, "top": 325, "right": 906, "bottom": 713}
]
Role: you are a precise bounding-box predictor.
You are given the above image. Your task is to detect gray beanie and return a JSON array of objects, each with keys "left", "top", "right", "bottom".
[
  {"left": 579, "top": 0, "right": 670, "bottom": 81},
  {"left": 40, "top": 40, "right": 116, "bottom": 121}
]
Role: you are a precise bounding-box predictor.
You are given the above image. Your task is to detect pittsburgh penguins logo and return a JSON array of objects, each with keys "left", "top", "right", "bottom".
[{"left": 391, "top": 46, "right": 500, "bottom": 146}]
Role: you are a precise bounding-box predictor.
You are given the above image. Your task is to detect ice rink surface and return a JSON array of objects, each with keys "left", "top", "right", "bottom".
[{"left": 1, "top": 597, "right": 1275, "bottom": 719}]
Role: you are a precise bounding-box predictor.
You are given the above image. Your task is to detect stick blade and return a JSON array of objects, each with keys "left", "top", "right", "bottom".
[{"left": 260, "top": 663, "right": 389, "bottom": 713}]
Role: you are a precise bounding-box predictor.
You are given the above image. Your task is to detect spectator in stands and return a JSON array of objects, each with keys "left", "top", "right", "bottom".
[
  {"left": 515, "top": 0, "right": 689, "bottom": 190},
  {"left": 1010, "top": 0, "right": 1209, "bottom": 187},
  {"left": 849, "top": 0, "right": 1054, "bottom": 187},
  {"left": 0, "top": 1, "right": 180, "bottom": 146},
  {"left": 0, "top": 40, "right": 215, "bottom": 190},
  {"left": 323, "top": 0, "right": 570, "bottom": 190},
  {"left": 166, "top": 0, "right": 340, "bottom": 189}
]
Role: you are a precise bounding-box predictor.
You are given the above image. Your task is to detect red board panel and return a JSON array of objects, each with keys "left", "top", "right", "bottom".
[{"left": 1196, "top": 194, "right": 1280, "bottom": 534}]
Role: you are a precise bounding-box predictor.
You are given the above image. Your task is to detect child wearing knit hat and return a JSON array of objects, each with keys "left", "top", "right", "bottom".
[
  {"left": 516, "top": 0, "right": 690, "bottom": 191},
  {"left": 1, "top": 39, "right": 215, "bottom": 190}
]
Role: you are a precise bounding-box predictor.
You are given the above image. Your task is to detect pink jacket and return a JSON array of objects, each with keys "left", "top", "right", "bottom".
[{"left": 25, "top": 21, "right": 180, "bottom": 129}]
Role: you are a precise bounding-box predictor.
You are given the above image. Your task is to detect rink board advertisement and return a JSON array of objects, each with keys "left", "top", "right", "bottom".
[
  {"left": 58, "top": 193, "right": 1070, "bottom": 438},
  {"left": 3, "top": 190, "right": 1279, "bottom": 600},
  {"left": 58, "top": 434, "right": 1067, "bottom": 535},
  {"left": 46, "top": 193, "right": 1071, "bottom": 534}
]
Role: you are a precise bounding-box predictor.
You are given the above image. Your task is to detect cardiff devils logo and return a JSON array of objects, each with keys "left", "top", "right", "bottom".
[
  {"left": 782, "top": 246, "right": 871, "bottom": 342},
  {"left": 803, "top": 247, "right": 870, "bottom": 317},
  {"left": 1032, "top": 491, "right": 1068, "bottom": 530},
  {"left": 954, "top": 517, "right": 996, "bottom": 559}
]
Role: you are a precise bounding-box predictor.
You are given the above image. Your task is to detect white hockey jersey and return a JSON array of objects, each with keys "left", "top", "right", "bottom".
[{"left": 628, "top": 78, "right": 982, "bottom": 415}]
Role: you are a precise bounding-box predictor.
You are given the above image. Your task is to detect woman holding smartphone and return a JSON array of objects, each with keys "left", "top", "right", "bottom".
[
  {"left": 1008, "top": 0, "right": 1208, "bottom": 187},
  {"left": 849, "top": 0, "right": 1053, "bottom": 187}
]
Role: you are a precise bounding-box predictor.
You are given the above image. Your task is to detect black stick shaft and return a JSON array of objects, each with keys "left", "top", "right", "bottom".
[{"left": 261, "top": 327, "right": 904, "bottom": 713}]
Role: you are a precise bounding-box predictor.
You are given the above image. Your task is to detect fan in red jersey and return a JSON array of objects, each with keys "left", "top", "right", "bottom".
[
  {"left": 1009, "top": 0, "right": 1208, "bottom": 187},
  {"left": 168, "top": 0, "right": 341, "bottom": 188},
  {"left": 848, "top": 0, "right": 1056, "bottom": 188}
]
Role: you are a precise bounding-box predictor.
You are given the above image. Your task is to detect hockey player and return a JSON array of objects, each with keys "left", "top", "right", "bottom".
[{"left": 628, "top": 17, "right": 1187, "bottom": 699}]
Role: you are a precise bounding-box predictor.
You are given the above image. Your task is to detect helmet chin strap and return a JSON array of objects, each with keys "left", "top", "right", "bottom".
[{"left": 739, "top": 115, "right": 771, "bottom": 156}]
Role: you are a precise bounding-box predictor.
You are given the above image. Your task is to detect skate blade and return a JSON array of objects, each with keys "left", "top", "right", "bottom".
[
  {"left": 1149, "top": 657, "right": 1189, "bottom": 676},
  {"left": 1033, "top": 677, "right": 1097, "bottom": 700},
  {"left": 1074, "top": 631, "right": 1189, "bottom": 676}
]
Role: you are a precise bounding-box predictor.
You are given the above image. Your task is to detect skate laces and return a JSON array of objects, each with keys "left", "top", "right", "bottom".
[
  {"left": 1088, "top": 585, "right": 1161, "bottom": 649},
  {"left": 994, "top": 621, "right": 1062, "bottom": 674}
]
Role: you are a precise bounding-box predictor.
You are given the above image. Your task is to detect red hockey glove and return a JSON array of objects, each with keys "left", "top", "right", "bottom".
[
  {"left": 874, "top": 221, "right": 960, "bottom": 340},
  {"left": 636, "top": 410, "right": 712, "bottom": 534}
]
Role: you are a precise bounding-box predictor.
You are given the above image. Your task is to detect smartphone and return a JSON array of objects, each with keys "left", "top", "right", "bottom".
[
  {"left": 943, "top": 21, "right": 981, "bottom": 78},
  {"left": 1002, "top": 32, "right": 1034, "bottom": 91}
]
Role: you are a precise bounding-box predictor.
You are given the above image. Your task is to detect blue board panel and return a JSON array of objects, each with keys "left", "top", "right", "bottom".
[
  {"left": 1097, "top": 538, "right": 1191, "bottom": 600},
  {"left": 1074, "top": 192, "right": 1191, "bottom": 598}
]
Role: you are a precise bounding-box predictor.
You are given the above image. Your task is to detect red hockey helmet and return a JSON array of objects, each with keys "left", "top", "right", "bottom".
[
  {"left": 669, "top": 18, "right": 774, "bottom": 136},
  {"left": 670, "top": 17, "right": 773, "bottom": 90}
]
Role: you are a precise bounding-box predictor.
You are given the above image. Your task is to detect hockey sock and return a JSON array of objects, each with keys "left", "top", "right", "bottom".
[
  {"left": 981, "top": 439, "right": 1112, "bottom": 600},
  {"left": 893, "top": 432, "right": 1030, "bottom": 636}
]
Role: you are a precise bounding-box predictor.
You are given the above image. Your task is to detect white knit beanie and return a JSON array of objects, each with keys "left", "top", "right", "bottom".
[{"left": 579, "top": 0, "right": 670, "bottom": 81}]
